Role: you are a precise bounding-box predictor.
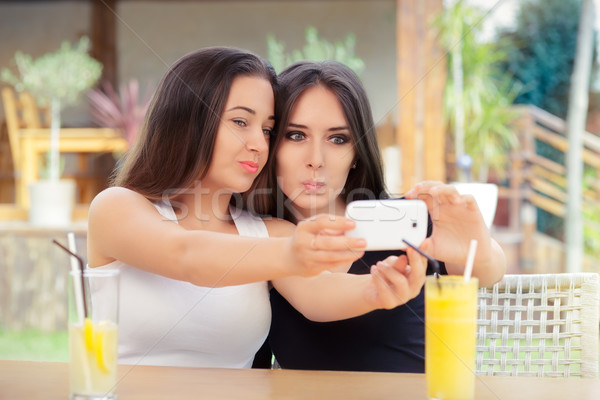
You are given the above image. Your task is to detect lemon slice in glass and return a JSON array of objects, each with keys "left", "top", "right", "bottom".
[
  {"left": 94, "top": 321, "right": 118, "bottom": 373},
  {"left": 84, "top": 318, "right": 94, "bottom": 351}
]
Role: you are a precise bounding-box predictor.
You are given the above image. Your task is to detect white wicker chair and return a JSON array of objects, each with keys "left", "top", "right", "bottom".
[{"left": 476, "top": 273, "right": 599, "bottom": 378}]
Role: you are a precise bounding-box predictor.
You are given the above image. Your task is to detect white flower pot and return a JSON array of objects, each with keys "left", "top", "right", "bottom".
[{"left": 29, "top": 180, "right": 76, "bottom": 227}]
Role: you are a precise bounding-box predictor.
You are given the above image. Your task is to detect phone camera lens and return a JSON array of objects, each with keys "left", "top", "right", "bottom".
[{"left": 412, "top": 222, "right": 417, "bottom": 228}]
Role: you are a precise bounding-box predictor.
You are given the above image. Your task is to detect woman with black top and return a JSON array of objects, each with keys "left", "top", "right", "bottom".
[{"left": 251, "top": 60, "right": 506, "bottom": 372}]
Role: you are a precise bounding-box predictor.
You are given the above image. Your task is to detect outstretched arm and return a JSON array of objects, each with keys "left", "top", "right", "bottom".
[
  {"left": 405, "top": 181, "right": 506, "bottom": 287},
  {"left": 271, "top": 243, "right": 428, "bottom": 322},
  {"left": 87, "top": 187, "right": 366, "bottom": 287}
]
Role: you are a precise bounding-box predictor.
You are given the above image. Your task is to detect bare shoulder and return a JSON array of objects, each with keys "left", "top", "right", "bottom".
[
  {"left": 90, "top": 186, "right": 146, "bottom": 209},
  {"left": 263, "top": 217, "right": 296, "bottom": 238},
  {"left": 88, "top": 187, "right": 163, "bottom": 266},
  {"left": 89, "top": 187, "right": 156, "bottom": 221}
]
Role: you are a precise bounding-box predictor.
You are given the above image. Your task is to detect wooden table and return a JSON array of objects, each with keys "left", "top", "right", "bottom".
[
  {"left": 2, "top": 360, "right": 599, "bottom": 400},
  {"left": 18, "top": 127, "right": 128, "bottom": 208}
]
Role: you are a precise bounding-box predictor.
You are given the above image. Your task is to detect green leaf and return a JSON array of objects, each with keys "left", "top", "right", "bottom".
[
  {"left": 1, "top": 36, "right": 102, "bottom": 108},
  {"left": 265, "top": 27, "right": 365, "bottom": 76}
]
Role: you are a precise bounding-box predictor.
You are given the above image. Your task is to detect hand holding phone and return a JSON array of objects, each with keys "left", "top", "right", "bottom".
[{"left": 345, "top": 199, "right": 428, "bottom": 251}]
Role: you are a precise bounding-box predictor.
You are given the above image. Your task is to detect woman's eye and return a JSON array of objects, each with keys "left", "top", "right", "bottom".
[
  {"left": 330, "top": 135, "right": 350, "bottom": 145},
  {"left": 286, "top": 131, "right": 305, "bottom": 142},
  {"left": 233, "top": 119, "right": 247, "bottom": 127},
  {"left": 263, "top": 128, "right": 273, "bottom": 136}
]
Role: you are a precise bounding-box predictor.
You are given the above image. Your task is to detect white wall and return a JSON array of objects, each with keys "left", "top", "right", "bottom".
[
  {"left": 116, "top": 0, "right": 397, "bottom": 124},
  {"left": 0, "top": 0, "right": 398, "bottom": 126}
]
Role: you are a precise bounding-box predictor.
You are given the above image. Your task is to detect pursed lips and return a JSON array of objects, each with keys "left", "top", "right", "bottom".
[
  {"left": 239, "top": 161, "right": 259, "bottom": 174},
  {"left": 302, "top": 180, "right": 326, "bottom": 193}
]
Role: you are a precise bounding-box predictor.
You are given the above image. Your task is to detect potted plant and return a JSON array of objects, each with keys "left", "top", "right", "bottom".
[
  {"left": 2, "top": 36, "right": 102, "bottom": 226},
  {"left": 87, "top": 78, "right": 154, "bottom": 146}
]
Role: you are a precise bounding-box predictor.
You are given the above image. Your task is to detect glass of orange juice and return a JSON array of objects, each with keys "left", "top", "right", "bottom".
[
  {"left": 69, "top": 268, "right": 119, "bottom": 400},
  {"left": 425, "top": 275, "right": 478, "bottom": 400}
]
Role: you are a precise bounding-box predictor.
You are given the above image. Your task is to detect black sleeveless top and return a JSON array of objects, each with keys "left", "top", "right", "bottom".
[{"left": 268, "top": 251, "right": 445, "bottom": 372}]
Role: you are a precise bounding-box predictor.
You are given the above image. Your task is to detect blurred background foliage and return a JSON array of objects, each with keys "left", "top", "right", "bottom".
[
  {"left": 499, "top": 0, "right": 588, "bottom": 119},
  {"left": 434, "top": 0, "right": 522, "bottom": 183},
  {"left": 266, "top": 26, "right": 365, "bottom": 76},
  {"left": 497, "top": 0, "right": 598, "bottom": 247}
]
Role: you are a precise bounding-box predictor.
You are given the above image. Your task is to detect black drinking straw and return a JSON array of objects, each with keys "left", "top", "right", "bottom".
[
  {"left": 52, "top": 239, "right": 88, "bottom": 319},
  {"left": 402, "top": 239, "right": 441, "bottom": 287}
]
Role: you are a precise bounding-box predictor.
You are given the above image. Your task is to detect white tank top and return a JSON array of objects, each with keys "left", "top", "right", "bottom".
[{"left": 95, "top": 200, "right": 271, "bottom": 368}]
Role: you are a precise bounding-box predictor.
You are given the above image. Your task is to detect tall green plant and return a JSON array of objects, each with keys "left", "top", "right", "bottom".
[
  {"left": 1, "top": 37, "right": 102, "bottom": 181},
  {"left": 434, "top": 0, "right": 521, "bottom": 182},
  {"left": 267, "top": 27, "right": 365, "bottom": 76}
]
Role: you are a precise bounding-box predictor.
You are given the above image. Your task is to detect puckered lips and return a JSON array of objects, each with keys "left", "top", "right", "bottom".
[
  {"left": 302, "top": 179, "right": 326, "bottom": 193},
  {"left": 239, "top": 161, "right": 259, "bottom": 174}
]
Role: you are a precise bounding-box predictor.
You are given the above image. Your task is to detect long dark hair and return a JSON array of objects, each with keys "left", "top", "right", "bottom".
[
  {"left": 112, "top": 47, "right": 277, "bottom": 200},
  {"left": 249, "top": 60, "right": 388, "bottom": 220}
]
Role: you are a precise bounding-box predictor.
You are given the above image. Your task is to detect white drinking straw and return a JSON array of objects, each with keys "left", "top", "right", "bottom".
[
  {"left": 463, "top": 239, "right": 478, "bottom": 282},
  {"left": 67, "top": 232, "right": 85, "bottom": 323}
]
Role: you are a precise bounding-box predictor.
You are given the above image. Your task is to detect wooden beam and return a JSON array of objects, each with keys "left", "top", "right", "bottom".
[
  {"left": 396, "top": 0, "right": 446, "bottom": 193},
  {"left": 532, "top": 125, "right": 600, "bottom": 169},
  {"left": 423, "top": 0, "right": 446, "bottom": 184},
  {"left": 527, "top": 191, "right": 565, "bottom": 218},
  {"left": 396, "top": 0, "right": 417, "bottom": 192},
  {"left": 91, "top": 0, "right": 118, "bottom": 86}
]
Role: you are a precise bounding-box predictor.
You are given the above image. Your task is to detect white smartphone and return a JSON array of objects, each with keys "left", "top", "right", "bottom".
[{"left": 345, "top": 199, "right": 428, "bottom": 250}]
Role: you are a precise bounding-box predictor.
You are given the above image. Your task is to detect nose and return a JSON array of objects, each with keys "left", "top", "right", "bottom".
[
  {"left": 307, "top": 142, "right": 324, "bottom": 169},
  {"left": 244, "top": 128, "right": 269, "bottom": 155}
]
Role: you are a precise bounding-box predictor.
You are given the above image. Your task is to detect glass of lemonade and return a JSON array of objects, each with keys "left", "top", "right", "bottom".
[
  {"left": 425, "top": 275, "right": 478, "bottom": 400},
  {"left": 69, "top": 268, "right": 120, "bottom": 400}
]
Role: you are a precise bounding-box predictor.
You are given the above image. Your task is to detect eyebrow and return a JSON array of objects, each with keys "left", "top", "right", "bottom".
[
  {"left": 288, "top": 122, "right": 350, "bottom": 131},
  {"left": 226, "top": 106, "right": 255, "bottom": 114},
  {"left": 226, "top": 106, "right": 275, "bottom": 120}
]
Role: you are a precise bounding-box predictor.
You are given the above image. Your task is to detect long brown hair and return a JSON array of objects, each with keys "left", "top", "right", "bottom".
[
  {"left": 248, "top": 60, "right": 388, "bottom": 220},
  {"left": 112, "top": 47, "right": 277, "bottom": 200}
]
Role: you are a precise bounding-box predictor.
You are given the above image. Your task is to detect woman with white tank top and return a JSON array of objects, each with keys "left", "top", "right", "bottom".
[
  {"left": 95, "top": 201, "right": 272, "bottom": 368},
  {"left": 87, "top": 47, "right": 428, "bottom": 368}
]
